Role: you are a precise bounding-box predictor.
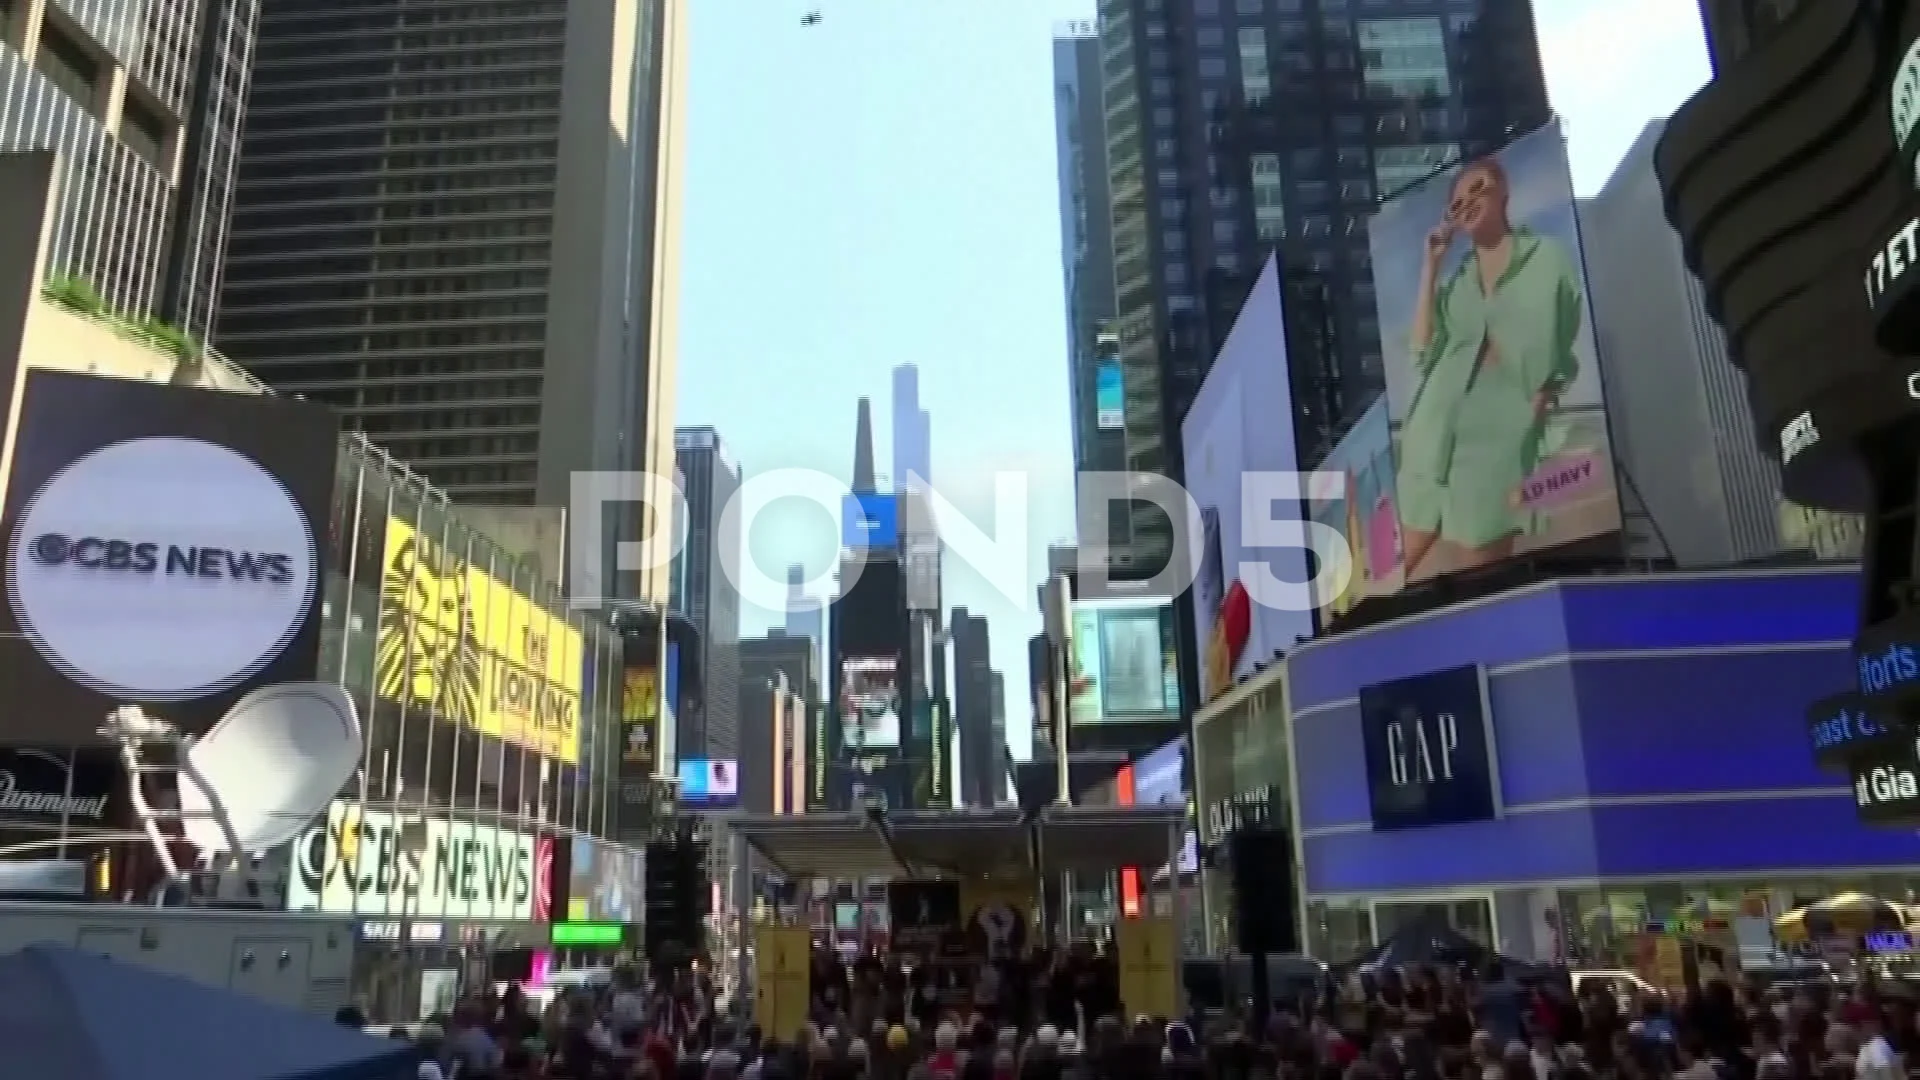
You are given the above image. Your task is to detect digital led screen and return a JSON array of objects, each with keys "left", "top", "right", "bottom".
[
  {"left": 841, "top": 492, "right": 900, "bottom": 550},
  {"left": 840, "top": 657, "right": 901, "bottom": 751},
  {"left": 1068, "top": 598, "right": 1181, "bottom": 724},
  {"left": 679, "top": 758, "right": 740, "bottom": 810}
]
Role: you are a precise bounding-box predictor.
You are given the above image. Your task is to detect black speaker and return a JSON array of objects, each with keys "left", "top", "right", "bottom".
[
  {"left": 644, "top": 839, "right": 708, "bottom": 964},
  {"left": 1229, "top": 827, "right": 1299, "bottom": 955}
]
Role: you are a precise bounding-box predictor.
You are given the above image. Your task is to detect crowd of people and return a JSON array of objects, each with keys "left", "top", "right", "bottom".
[{"left": 336, "top": 949, "right": 1920, "bottom": 1080}]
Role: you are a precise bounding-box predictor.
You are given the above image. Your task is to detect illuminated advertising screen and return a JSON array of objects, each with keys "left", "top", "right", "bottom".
[
  {"left": 1095, "top": 361, "right": 1124, "bottom": 430},
  {"left": 679, "top": 758, "right": 740, "bottom": 810},
  {"left": 376, "top": 517, "right": 585, "bottom": 762},
  {"left": 1068, "top": 599, "right": 1180, "bottom": 724},
  {"left": 1371, "top": 120, "right": 1622, "bottom": 585},
  {"left": 840, "top": 656, "right": 901, "bottom": 751},
  {"left": 0, "top": 370, "right": 338, "bottom": 741},
  {"left": 620, "top": 664, "right": 657, "bottom": 776},
  {"left": 841, "top": 492, "right": 900, "bottom": 550},
  {"left": 1178, "top": 256, "right": 1315, "bottom": 703},
  {"left": 1308, "top": 396, "right": 1405, "bottom": 618}
]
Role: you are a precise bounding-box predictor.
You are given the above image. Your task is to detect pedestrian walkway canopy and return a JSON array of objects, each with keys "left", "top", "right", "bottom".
[{"left": 726, "top": 805, "right": 1187, "bottom": 880}]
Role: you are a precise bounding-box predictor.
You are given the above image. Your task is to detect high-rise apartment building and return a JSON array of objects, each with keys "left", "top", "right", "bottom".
[
  {"left": 0, "top": 0, "right": 257, "bottom": 337},
  {"left": 1053, "top": 24, "right": 1126, "bottom": 528},
  {"left": 951, "top": 606, "right": 998, "bottom": 808},
  {"left": 1578, "top": 119, "right": 1788, "bottom": 567},
  {"left": 1087, "top": 0, "right": 1551, "bottom": 566},
  {"left": 215, "top": 0, "right": 688, "bottom": 596},
  {"left": 671, "top": 426, "right": 742, "bottom": 760}
]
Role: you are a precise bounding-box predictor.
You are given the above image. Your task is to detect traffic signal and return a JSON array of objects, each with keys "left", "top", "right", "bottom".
[{"left": 644, "top": 839, "right": 708, "bottom": 964}]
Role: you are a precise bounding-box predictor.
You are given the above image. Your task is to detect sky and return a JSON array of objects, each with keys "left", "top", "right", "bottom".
[{"left": 672, "top": 0, "right": 1714, "bottom": 759}]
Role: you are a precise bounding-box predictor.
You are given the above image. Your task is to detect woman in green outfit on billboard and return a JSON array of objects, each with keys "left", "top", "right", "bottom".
[{"left": 1398, "top": 155, "right": 1585, "bottom": 580}]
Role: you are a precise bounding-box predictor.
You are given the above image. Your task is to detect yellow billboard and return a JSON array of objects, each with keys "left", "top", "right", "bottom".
[{"left": 375, "top": 517, "right": 584, "bottom": 762}]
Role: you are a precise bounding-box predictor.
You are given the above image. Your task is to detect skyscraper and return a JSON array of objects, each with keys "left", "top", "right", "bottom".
[
  {"left": 0, "top": 0, "right": 257, "bottom": 337},
  {"left": 781, "top": 564, "right": 825, "bottom": 679},
  {"left": 892, "top": 364, "right": 931, "bottom": 491},
  {"left": 987, "top": 669, "right": 1006, "bottom": 805},
  {"left": 1086, "top": 0, "right": 1551, "bottom": 568},
  {"left": 951, "top": 606, "right": 997, "bottom": 808},
  {"left": 1578, "top": 120, "right": 1786, "bottom": 565},
  {"left": 672, "top": 426, "right": 743, "bottom": 760},
  {"left": 215, "top": 0, "right": 689, "bottom": 592},
  {"left": 852, "top": 395, "right": 876, "bottom": 493},
  {"left": 1053, "top": 24, "right": 1126, "bottom": 531}
]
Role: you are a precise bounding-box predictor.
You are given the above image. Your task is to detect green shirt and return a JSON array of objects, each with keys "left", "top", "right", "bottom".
[{"left": 1402, "top": 227, "right": 1584, "bottom": 477}]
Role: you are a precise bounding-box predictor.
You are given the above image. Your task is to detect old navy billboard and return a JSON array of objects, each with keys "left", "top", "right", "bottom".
[{"left": 1370, "top": 120, "right": 1622, "bottom": 587}]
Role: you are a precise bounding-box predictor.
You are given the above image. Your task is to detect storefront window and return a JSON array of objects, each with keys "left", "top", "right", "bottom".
[
  {"left": 1195, "top": 678, "right": 1291, "bottom": 954},
  {"left": 1308, "top": 899, "right": 1373, "bottom": 960}
]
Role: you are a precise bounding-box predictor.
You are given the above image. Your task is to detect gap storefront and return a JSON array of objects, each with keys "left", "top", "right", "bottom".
[{"left": 1289, "top": 567, "right": 1920, "bottom": 968}]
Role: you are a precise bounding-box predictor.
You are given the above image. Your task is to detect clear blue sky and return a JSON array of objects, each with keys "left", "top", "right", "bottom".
[{"left": 673, "top": 0, "right": 1713, "bottom": 759}]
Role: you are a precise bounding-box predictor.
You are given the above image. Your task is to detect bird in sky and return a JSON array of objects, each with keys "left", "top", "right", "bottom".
[{"left": 801, "top": 10, "right": 821, "bottom": 26}]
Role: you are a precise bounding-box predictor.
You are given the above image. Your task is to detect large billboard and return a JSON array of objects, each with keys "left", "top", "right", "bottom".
[
  {"left": 1180, "top": 255, "right": 1316, "bottom": 702},
  {"left": 1069, "top": 598, "right": 1181, "bottom": 724},
  {"left": 1370, "top": 120, "right": 1621, "bottom": 584},
  {"left": 840, "top": 656, "right": 901, "bottom": 751},
  {"left": 375, "top": 518, "right": 584, "bottom": 762},
  {"left": 287, "top": 801, "right": 543, "bottom": 921},
  {"left": 0, "top": 370, "right": 338, "bottom": 741},
  {"left": 1308, "top": 396, "right": 1404, "bottom": 618}
]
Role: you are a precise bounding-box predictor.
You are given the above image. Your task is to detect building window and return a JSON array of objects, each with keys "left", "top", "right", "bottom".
[
  {"left": 1213, "top": 220, "right": 1236, "bottom": 243},
  {"left": 118, "top": 94, "right": 172, "bottom": 169},
  {"left": 1200, "top": 57, "right": 1229, "bottom": 79},
  {"left": 1359, "top": 17, "right": 1452, "bottom": 99},
  {"left": 1340, "top": 179, "right": 1374, "bottom": 203},
  {"left": 1251, "top": 153, "right": 1286, "bottom": 240},
  {"left": 1236, "top": 0, "right": 1263, "bottom": 13},
  {"left": 1296, "top": 180, "right": 1330, "bottom": 203},
  {"left": 1238, "top": 27, "right": 1270, "bottom": 103},
  {"left": 1373, "top": 143, "right": 1458, "bottom": 199},
  {"left": 1151, "top": 76, "right": 1176, "bottom": 99},
  {"left": 1198, "top": 27, "right": 1225, "bottom": 48},
  {"left": 1156, "top": 137, "right": 1178, "bottom": 159},
  {"left": 1163, "top": 229, "right": 1187, "bottom": 251},
  {"left": 35, "top": 21, "right": 100, "bottom": 111},
  {"left": 1291, "top": 148, "right": 1325, "bottom": 174}
]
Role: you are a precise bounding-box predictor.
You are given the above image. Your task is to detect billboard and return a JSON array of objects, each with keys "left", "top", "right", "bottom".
[
  {"left": 841, "top": 492, "right": 900, "bottom": 550},
  {"left": 0, "top": 370, "right": 338, "bottom": 740},
  {"left": 840, "top": 656, "right": 901, "bottom": 751},
  {"left": 1308, "top": 396, "right": 1404, "bottom": 618},
  {"left": 1095, "top": 360, "right": 1124, "bottom": 430},
  {"left": 679, "top": 758, "right": 740, "bottom": 810},
  {"left": 375, "top": 518, "right": 584, "bottom": 762},
  {"left": 1359, "top": 664, "right": 1500, "bottom": 832},
  {"left": 1179, "top": 255, "right": 1315, "bottom": 703},
  {"left": 1370, "top": 120, "right": 1621, "bottom": 585},
  {"left": 1068, "top": 598, "right": 1181, "bottom": 724},
  {"left": 287, "top": 801, "right": 542, "bottom": 920},
  {"left": 563, "top": 836, "right": 644, "bottom": 923},
  {"left": 621, "top": 663, "right": 657, "bottom": 776}
]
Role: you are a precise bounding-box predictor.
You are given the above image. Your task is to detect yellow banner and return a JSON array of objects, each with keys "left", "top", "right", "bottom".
[{"left": 375, "top": 517, "right": 583, "bottom": 762}]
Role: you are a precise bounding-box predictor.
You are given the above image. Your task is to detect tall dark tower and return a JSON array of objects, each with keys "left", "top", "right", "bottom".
[{"left": 853, "top": 397, "right": 877, "bottom": 494}]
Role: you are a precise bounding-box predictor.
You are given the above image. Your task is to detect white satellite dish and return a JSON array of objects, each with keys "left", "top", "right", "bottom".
[{"left": 176, "top": 682, "right": 361, "bottom": 854}]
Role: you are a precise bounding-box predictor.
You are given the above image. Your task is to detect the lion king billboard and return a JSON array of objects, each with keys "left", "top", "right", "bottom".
[{"left": 375, "top": 517, "right": 583, "bottom": 762}]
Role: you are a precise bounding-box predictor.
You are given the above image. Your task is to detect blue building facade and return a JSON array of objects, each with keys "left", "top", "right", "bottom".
[{"left": 1283, "top": 568, "right": 1920, "bottom": 964}]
